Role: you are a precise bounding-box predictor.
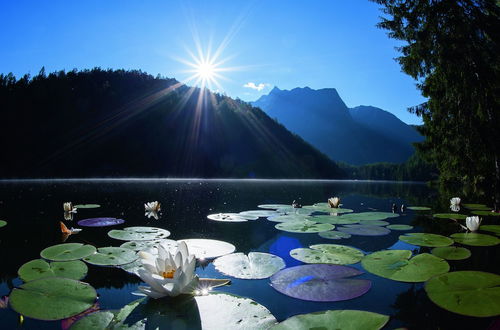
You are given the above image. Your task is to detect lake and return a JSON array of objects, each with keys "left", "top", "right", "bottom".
[{"left": 0, "top": 179, "right": 498, "bottom": 329}]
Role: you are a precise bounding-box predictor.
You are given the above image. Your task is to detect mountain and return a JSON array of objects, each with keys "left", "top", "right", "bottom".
[
  {"left": 0, "top": 69, "right": 343, "bottom": 178},
  {"left": 252, "top": 87, "right": 423, "bottom": 165}
]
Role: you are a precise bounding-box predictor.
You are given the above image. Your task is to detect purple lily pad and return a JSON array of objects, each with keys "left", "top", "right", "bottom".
[
  {"left": 77, "top": 218, "right": 125, "bottom": 227},
  {"left": 270, "top": 264, "right": 371, "bottom": 302},
  {"left": 337, "top": 225, "right": 391, "bottom": 236}
]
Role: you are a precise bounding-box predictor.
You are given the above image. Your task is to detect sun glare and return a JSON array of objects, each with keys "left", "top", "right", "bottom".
[{"left": 196, "top": 61, "right": 215, "bottom": 80}]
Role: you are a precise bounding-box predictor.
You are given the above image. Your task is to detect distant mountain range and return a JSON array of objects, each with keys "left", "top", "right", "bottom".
[
  {"left": 252, "top": 87, "right": 423, "bottom": 165},
  {"left": 0, "top": 69, "right": 343, "bottom": 178}
]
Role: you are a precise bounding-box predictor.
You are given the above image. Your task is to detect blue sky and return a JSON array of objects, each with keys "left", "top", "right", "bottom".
[{"left": 0, "top": 0, "right": 425, "bottom": 124}]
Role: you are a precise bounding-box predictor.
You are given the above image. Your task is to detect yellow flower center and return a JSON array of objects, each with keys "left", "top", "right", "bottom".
[{"left": 161, "top": 270, "right": 176, "bottom": 279}]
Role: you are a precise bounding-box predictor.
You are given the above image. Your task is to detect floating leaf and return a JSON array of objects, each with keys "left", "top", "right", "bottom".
[
  {"left": 213, "top": 252, "right": 285, "bottom": 279},
  {"left": 290, "top": 244, "right": 364, "bottom": 265},
  {"left": 120, "top": 239, "right": 178, "bottom": 252},
  {"left": 318, "top": 231, "right": 352, "bottom": 240},
  {"left": 18, "top": 259, "right": 88, "bottom": 282},
  {"left": 239, "top": 210, "right": 278, "bottom": 217},
  {"left": 339, "top": 212, "right": 399, "bottom": 221},
  {"left": 451, "top": 233, "right": 500, "bottom": 246},
  {"left": 433, "top": 213, "right": 468, "bottom": 220},
  {"left": 303, "top": 204, "right": 354, "bottom": 214},
  {"left": 361, "top": 250, "right": 449, "bottom": 282},
  {"left": 471, "top": 210, "right": 500, "bottom": 217},
  {"left": 275, "top": 207, "right": 314, "bottom": 215},
  {"left": 77, "top": 218, "right": 125, "bottom": 227},
  {"left": 337, "top": 225, "right": 391, "bottom": 236},
  {"left": 399, "top": 233, "right": 454, "bottom": 247},
  {"left": 480, "top": 225, "right": 500, "bottom": 235},
  {"left": 386, "top": 224, "right": 413, "bottom": 231},
  {"left": 310, "top": 215, "right": 359, "bottom": 225},
  {"left": 207, "top": 213, "right": 252, "bottom": 222},
  {"left": 0, "top": 220, "right": 6, "bottom": 228},
  {"left": 267, "top": 214, "right": 311, "bottom": 223},
  {"left": 40, "top": 243, "right": 97, "bottom": 261},
  {"left": 195, "top": 292, "right": 277, "bottom": 330},
  {"left": 270, "top": 310, "right": 389, "bottom": 330},
  {"left": 70, "top": 311, "right": 116, "bottom": 330},
  {"left": 462, "top": 203, "right": 491, "bottom": 210},
  {"left": 178, "top": 239, "right": 236, "bottom": 259},
  {"left": 431, "top": 246, "right": 471, "bottom": 260},
  {"left": 359, "top": 220, "right": 390, "bottom": 226},
  {"left": 270, "top": 264, "right": 371, "bottom": 302},
  {"left": 275, "top": 220, "right": 334, "bottom": 233},
  {"left": 9, "top": 277, "right": 97, "bottom": 321},
  {"left": 425, "top": 271, "right": 500, "bottom": 317},
  {"left": 74, "top": 204, "right": 100, "bottom": 209},
  {"left": 108, "top": 226, "right": 170, "bottom": 241},
  {"left": 83, "top": 247, "right": 137, "bottom": 266},
  {"left": 407, "top": 206, "right": 431, "bottom": 211},
  {"left": 258, "top": 204, "right": 291, "bottom": 209}
]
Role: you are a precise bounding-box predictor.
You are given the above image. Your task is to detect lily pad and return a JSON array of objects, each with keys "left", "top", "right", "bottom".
[
  {"left": 318, "top": 231, "right": 352, "bottom": 240},
  {"left": 213, "top": 252, "right": 285, "bottom": 279},
  {"left": 40, "top": 243, "right": 97, "bottom": 261},
  {"left": 120, "top": 239, "right": 178, "bottom": 252},
  {"left": 471, "top": 210, "right": 500, "bottom": 216},
  {"left": 339, "top": 212, "right": 399, "bottom": 221},
  {"left": 71, "top": 298, "right": 145, "bottom": 329},
  {"left": 78, "top": 218, "right": 125, "bottom": 227},
  {"left": 258, "top": 204, "right": 291, "bottom": 209},
  {"left": 270, "top": 264, "right": 371, "bottom": 302},
  {"left": 407, "top": 206, "right": 431, "bottom": 211},
  {"left": 337, "top": 225, "right": 391, "bottom": 236},
  {"left": 120, "top": 258, "right": 143, "bottom": 276},
  {"left": 290, "top": 244, "right": 364, "bottom": 265},
  {"left": 310, "top": 215, "right": 359, "bottom": 225},
  {"left": 361, "top": 250, "right": 449, "bottom": 282},
  {"left": 431, "top": 246, "right": 471, "bottom": 260},
  {"left": 108, "top": 227, "right": 170, "bottom": 241},
  {"left": 399, "top": 233, "right": 454, "bottom": 247},
  {"left": 239, "top": 210, "right": 278, "bottom": 217},
  {"left": 425, "top": 271, "right": 500, "bottom": 317},
  {"left": 195, "top": 292, "right": 277, "bottom": 330},
  {"left": 74, "top": 204, "right": 101, "bottom": 209},
  {"left": 270, "top": 310, "right": 390, "bottom": 330},
  {"left": 386, "top": 224, "right": 413, "bottom": 231},
  {"left": 303, "top": 204, "right": 354, "bottom": 214},
  {"left": 267, "top": 214, "right": 311, "bottom": 223},
  {"left": 359, "top": 220, "right": 390, "bottom": 226},
  {"left": 275, "top": 220, "right": 334, "bottom": 233},
  {"left": 207, "top": 213, "right": 252, "bottom": 222},
  {"left": 275, "top": 207, "right": 314, "bottom": 215},
  {"left": 462, "top": 203, "right": 491, "bottom": 210},
  {"left": 178, "top": 239, "right": 236, "bottom": 259},
  {"left": 18, "top": 259, "right": 88, "bottom": 282},
  {"left": 451, "top": 233, "right": 500, "bottom": 246},
  {"left": 0, "top": 220, "right": 6, "bottom": 228},
  {"left": 9, "top": 277, "right": 97, "bottom": 321},
  {"left": 83, "top": 247, "right": 138, "bottom": 266},
  {"left": 480, "top": 225, "right": 500, "bottom": 235},
  {"left": 433, "top": 213, "right": 468, "bottom": 220}
]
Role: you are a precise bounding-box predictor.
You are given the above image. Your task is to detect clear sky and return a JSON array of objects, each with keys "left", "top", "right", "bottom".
[{"left": 0, "top": 0, "right": 425, "bottom": 124}]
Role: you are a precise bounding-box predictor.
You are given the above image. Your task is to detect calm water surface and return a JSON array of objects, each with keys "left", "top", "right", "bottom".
[{"left": 0, "top": 179, "right": 498, "bottom": 329}]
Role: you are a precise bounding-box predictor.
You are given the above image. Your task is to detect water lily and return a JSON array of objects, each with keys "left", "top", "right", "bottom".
[
  {"left": 134, "top": 241, "right": 198, "bottom": 298},
  {"left": 465, "top": 216, "right": 481, "bottom": 232},
  {"left": 328, "top": 197, "right": 341, "bottom": 208},
  {"left": 145, "top": 210, "right": 160, "bottom": 220},
  {"left": 145, "top": 201, "right": 161, "bottom": 213},
  {"left": 63, "top": 202, "right": 77, "bottom": 213}
]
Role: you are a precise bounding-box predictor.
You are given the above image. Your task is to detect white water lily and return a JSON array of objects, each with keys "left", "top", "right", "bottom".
[
  {"left": 134, "top": 241, "right": 198, "bottom": 298},
  {"left": 63, "top": 202, "right": 77, "bottom": 213},
  {"left": 145, "top": 201, "right": 161, "bottom": 213},
  {"left": 465, "top": 216, "right": 481, "bottom": 232},
  {"left": 450, "top": 197, "right": 461, "bottom": 206},
  {"left": 328, "top": 197, "right": 341, "bottom": 208}
]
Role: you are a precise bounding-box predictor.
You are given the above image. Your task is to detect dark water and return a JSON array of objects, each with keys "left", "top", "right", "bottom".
[{"left": 0, "top": 179, "right": 498, "bottom": 329}]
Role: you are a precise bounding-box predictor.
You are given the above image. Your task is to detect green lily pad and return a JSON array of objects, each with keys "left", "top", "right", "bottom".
[
  {"left": 258, "top": 204, "right": 291, "bottom": 209},
  {"left": 361, "top": 250, "right": 449, "bottom": 282},
  {"left": 239, "top": 210, "right": 278, "bottom": 217},
  {"left": 462, "top": 203, "right": 491, "bottom": 210},
  {"left": 213, "top": 252, "right": 285, "bottom": 279},
  {"left": 471, "top": 210, "right": 500, "bottom": 216},
  {"left": 267, "top": 214, "right": 311, "bottom": 223},
  {"left": 195, "top": 293, "right": 277, "bottom": 330},
  {"left": 431, "top": 246, "right": 471, "bottom": 260},
  {"left": 451, "top": 233, "right": 500, "bottom": 246},
  {"left": 359, "top": 220, "right": 390, "bottom": 226},
  {"left": 399, "top": 233, "right": 454, "bottom": 247},
  {"left": 480, "top": 225, "right": 500, "bottom": 235},
  {"left": 276, "top": 207, "right": 314, "bottom": 215},
  {"left": 270, "top": 310, "right": 389, "bottom": 330},
  {"left": 0, "top": 220, "right": 7, "bottom": 228},
  {"left": 18, "top": 259, "right": 88, "bottom": 282},
  {"left": 310, "top": 215, "right": 359, "bottom": 225},
  {"left": 319, "top": 231, "right": 352, "bottom": 240},
  {"left": 407, "top": 206, "right": 431, "bottom": 211},
  {"left": 74, "top": 204, "right": 101, "bottom": 209},
  {"left": 9, "top": 277, "right": 97, "bottom": 321},
  {"left": 120, "top": 239, "right": 178, "bottom": 252},
  {"left": 303, "top": 204, "right": 354, "bottom": 214},
  {"left": 425, "top": 271, "right": 500, "bottom": 317},
  {"left": 339, "top": 212, "right": 399, "bottom": 221},
  {"left": 40, "top": 243, "right": 97, "bottom": 261},
  {"left": 275, "top": 220, "right": 334, "bottom": 233},
  {"left": 108, "top": 226, "right": 170, "bottom": 241},
  {"left": 433, "top": 213, "right": 468, "bottom": 220},
  {"left": 83, "top": 247, "right": 137, "bottom": 266},
  {"left": 120, "top": 258, "right": 143, "bottom": 276},
  {"left": 290, "top": 244, "right": 364, "bottom": 265},
  {"left": 178, "top": 239, "right": 236, "bottom": 259},
  {"left": 207, "top": 213, "right": 257, "bottom": 222},
  {"left": 386, "top": 224, "right": 413, "bottom": 231}
]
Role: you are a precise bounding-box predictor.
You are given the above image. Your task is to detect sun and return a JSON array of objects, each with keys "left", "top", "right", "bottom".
[{"left": 196, "top": 61, "right": 215, "bottom": 80}]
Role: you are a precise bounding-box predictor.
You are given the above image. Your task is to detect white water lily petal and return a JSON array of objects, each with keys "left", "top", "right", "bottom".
[
  {"left": 465, "top": 216, "right": 481, "bottom": 232},
  {"left": 450, "top": 197, "right": 461, "bottom": 206}
]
